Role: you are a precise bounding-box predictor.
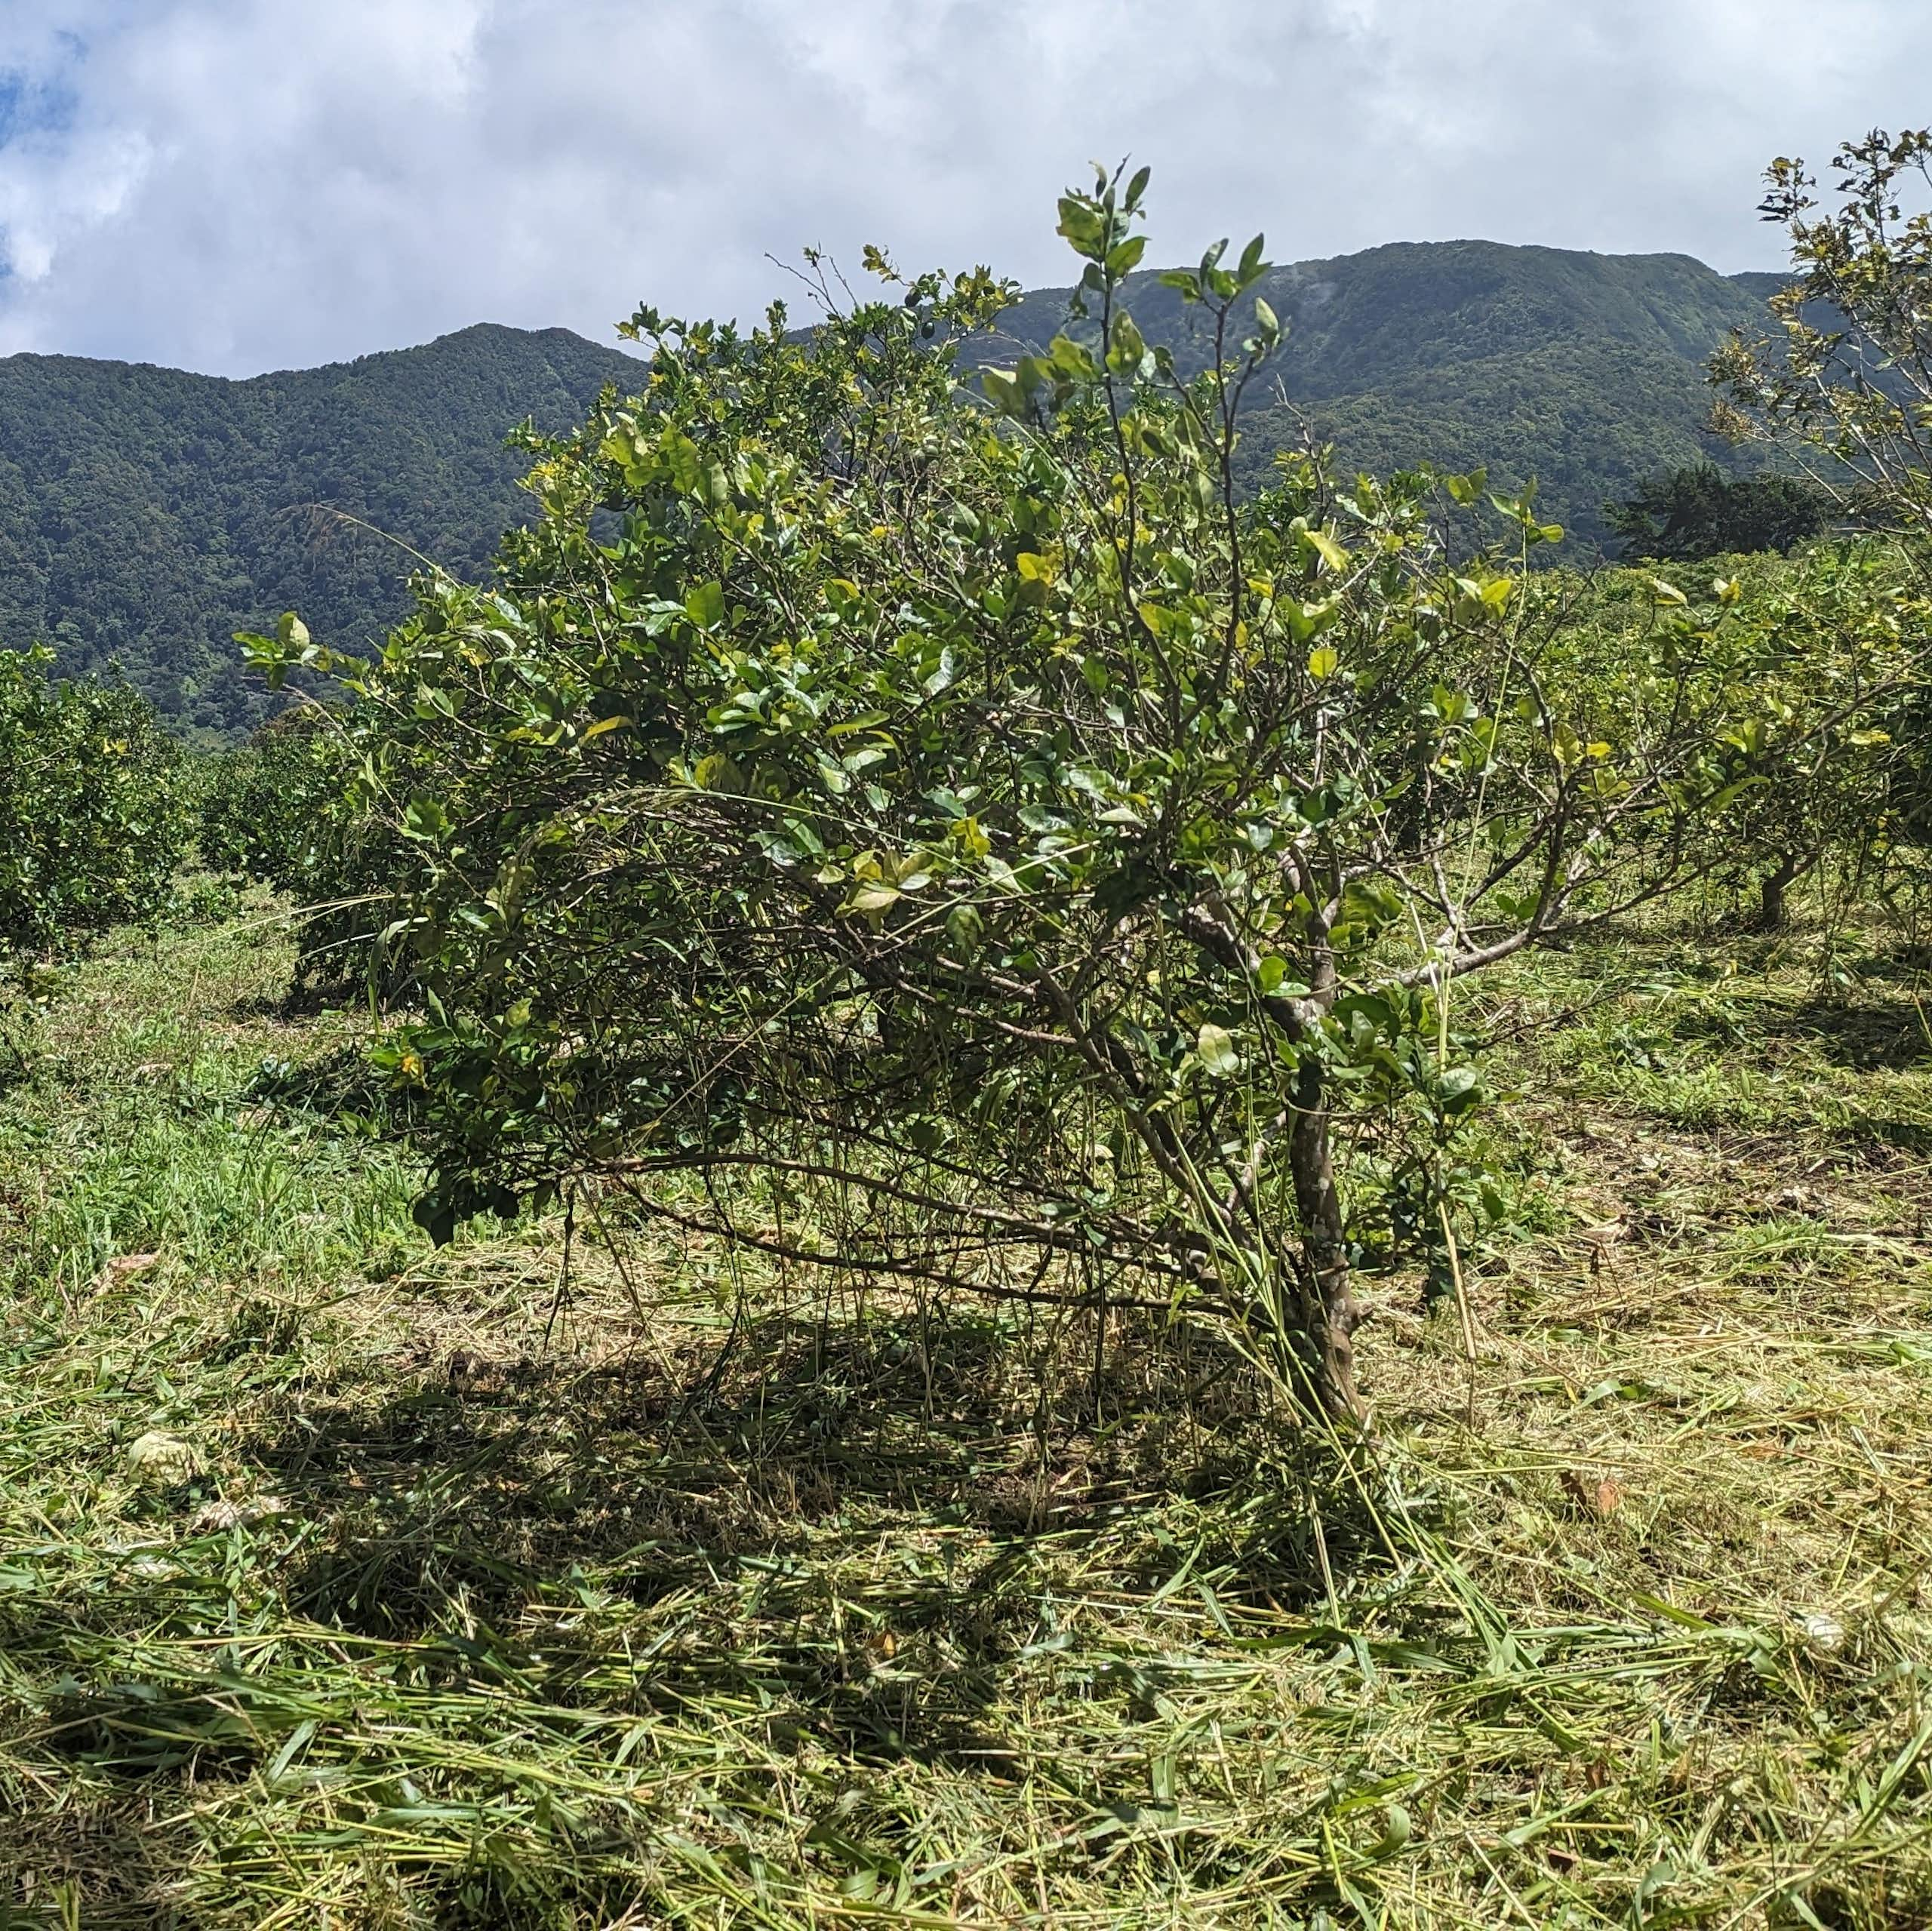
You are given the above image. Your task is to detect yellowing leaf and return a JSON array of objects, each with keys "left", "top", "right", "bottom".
[
  {"left": 1306, "top": 645, "right": 1340, "bottom": 681},
  {"left": 1196, "top": 1022, "right": 1241, "bottom": 1078},
  {"left": 1303, "top": 528, "right": 1349, "bottom": 573},
  {"left": 952, "top": 816, "right": 991, "bottom": 860}
]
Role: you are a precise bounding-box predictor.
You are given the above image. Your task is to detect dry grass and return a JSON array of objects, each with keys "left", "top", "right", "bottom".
[{"left": 0, "top": 905, "right": 1929, "bottom": 1926}]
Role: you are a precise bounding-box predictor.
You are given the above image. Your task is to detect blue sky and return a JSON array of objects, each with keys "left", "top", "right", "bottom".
[
  {"left": 0, "top": 1, "right": 1924, "bottom": 376},
  {"left": 0, "top": 64, "right": 75, "bottom": 157}
]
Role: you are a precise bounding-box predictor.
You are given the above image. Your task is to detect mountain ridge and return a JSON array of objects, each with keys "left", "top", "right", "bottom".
[{"left": 994, "top": 238, "right": 1784, "bottom": 540}]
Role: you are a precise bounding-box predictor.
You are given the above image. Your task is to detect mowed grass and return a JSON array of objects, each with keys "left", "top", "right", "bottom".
[{"left": 1, "top": 905, "right": 1930, "bottom": 1926}]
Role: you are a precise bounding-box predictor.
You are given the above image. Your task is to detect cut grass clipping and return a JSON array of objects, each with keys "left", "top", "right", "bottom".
[{"left": 1, "top": 903, "right": 1929, "bottom": 1926}]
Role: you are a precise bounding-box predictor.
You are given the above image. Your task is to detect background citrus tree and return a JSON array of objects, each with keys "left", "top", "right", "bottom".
[{"left": 0, "top": 647, "right": 188, "bottom": 968}]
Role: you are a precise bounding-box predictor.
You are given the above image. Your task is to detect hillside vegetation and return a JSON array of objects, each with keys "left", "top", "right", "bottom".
[
  {"left": 995, "top": 241, "right": 1783, "bottom": 544},
  {"left": 0, "top": 325, "right": 638, "bottom": 736},
  {"left": 0, "top": 241, "right": 1779, "bottom": 733}
]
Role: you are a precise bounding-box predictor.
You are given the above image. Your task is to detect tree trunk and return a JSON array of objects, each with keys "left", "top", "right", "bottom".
[
  {"left": 1284, "top": 1058, "right": 1365, "bottom": 1422},
  {"left": 1758, "top": 850, "right": 1802, "bottom": 930}
]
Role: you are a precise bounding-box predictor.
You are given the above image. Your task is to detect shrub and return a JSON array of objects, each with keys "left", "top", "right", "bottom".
[
  {"left": 257, "top": 175, "right": 1862, "bottom": 1419},
  {"left": 0, "top": 647, "right": 188, "bottom": 963},
  {"left": 198, "top": 693, "right": 395, "bottom": 985}
]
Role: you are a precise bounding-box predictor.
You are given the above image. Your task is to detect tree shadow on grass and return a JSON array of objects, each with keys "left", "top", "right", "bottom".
[
  {"left": 13, "top": 1304, "right": 1401, "bottom": 1928},
  {"left": 204, "top": 1305, "right": 1373, "bottom": 1769},
  {"left": 1669, "top": 989, "right": 1932, "bottom": 1075}
]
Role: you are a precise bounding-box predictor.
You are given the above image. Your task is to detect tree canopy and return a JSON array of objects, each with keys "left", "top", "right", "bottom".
[
  {"left": 1605, "top": 462, "right": 1832, "bottom": 561},
  {"left": 0, "top": 244, "right": 1796, "bottom": 740},
  {"left": 0, "top": 650, "right": 188, "bottom": 963}
]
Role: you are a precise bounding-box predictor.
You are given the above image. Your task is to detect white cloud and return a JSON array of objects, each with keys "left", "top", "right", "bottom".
[{"left": 0, "top": 0, "right": 1924, "bottom": 374}]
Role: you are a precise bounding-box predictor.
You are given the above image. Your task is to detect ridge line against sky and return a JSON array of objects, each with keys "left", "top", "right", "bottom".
[
  {"left": 0, "top": 239, "right": 1785, "bottom": 386},
  {"left": 0, "top": 0, "right": 1920, "bottom": 379}
]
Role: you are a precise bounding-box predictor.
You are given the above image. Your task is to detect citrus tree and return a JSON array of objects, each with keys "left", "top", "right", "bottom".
[
  {"left": 1713, "top": 126, "right": 1932, "bottom": 540},
  {"left": 0, "top": 647, "right": 188, "bottom": 965},
  {"left": 261, "top": 174, "right": 1846, "bottom": 1419},
  {"left": 1709, "top": 126, "right": 1932, "bottom": 929},
  {"left": 198, "top": 694, "right": 387, "bottom": 985},
  {"left": 1537, "top": 552, "right": 1918, "bottom": 933}
]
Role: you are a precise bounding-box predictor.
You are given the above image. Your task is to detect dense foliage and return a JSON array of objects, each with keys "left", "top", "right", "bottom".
[
  {"left": 243, "top": 176, "right": 1872, "bottom": 1419},
  {"left": 0, "top": 648, "right": 189, "bottom": 962},
  {"left": 198, "top": 691, "right": 383, "bottom": 980},
  {"left": 0, "top": 325, "right": 638, "bottom": 739},
  {"left": 1606, "top": 461, "right": 1833, "bottom": 561},
  {"left": 1540, "top": 551, "right": 1924, "bottom": 931}
]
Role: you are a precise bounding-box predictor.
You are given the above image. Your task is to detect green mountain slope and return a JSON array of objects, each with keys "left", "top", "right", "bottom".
[
  {"left": 0, "top": 324, "right": 638, "bottom": 736},
  {"left": 0, "top": 243, "right": 1785, "bottom": 733},
  {"left": 994, "top": 240, "right": 1783, "bottom": 548}
]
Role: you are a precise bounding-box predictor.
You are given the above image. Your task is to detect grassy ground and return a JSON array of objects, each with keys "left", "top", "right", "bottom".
[{"left": 1, "top": 902, "right": 1929, "bottom": 1927}]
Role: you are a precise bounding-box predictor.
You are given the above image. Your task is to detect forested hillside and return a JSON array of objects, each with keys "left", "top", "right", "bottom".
[
  {"left": 0, "top": 324, "right": 638, "bottom": 736},
  {"left": 0, "top": 242, "right": 1780, "bottom": 733},
  {"left": 998, "top": 241, "right": 1783, "bottom": 543}
]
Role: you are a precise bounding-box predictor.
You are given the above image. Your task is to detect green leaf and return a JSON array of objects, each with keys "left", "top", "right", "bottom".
[
  {"left": 403, "top": 796, "right": 451, "bottom": 842},
  {"left": 685, "top": 580, "right": 725, "bottom": 629},
  {"left": 945, "top": 901, "right": 985, "bottom": 960},
  {"left": 1056, "top": 195, "right": 1106, "bottom": 260},
  {"left": 981, "top": 369, "right": 1026, "bottom": 417},
  {"left": 1255, "top": 955, "right": 1308, "bottom": 997}
]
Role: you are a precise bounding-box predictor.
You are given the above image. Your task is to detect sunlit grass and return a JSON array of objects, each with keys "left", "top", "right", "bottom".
[{"left": 1, "top": 904, "right": 1930, "bottom": 1925}]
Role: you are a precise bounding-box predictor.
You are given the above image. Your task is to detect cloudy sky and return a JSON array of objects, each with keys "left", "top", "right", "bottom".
[{"left": 0, "top": 0, "right": 1921, "bottom": 376}]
